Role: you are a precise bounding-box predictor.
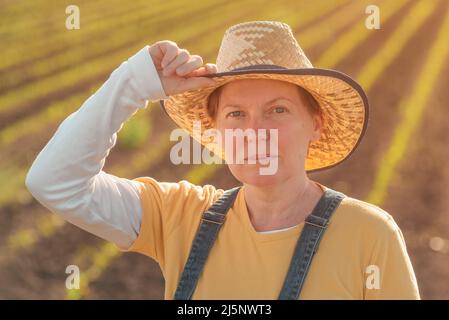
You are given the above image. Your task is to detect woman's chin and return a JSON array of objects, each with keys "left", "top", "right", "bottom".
[{"left": 230, "top": 165, "right": 283, "bottom": 187}]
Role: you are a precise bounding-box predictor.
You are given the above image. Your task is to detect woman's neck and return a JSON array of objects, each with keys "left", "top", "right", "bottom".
[{"left": 243, "top": 174, "right": 324, "bottom": 232}]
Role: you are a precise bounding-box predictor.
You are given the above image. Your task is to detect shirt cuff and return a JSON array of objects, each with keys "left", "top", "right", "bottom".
[{"left": 127, "top": 45, "right": 169, "bottom": 102}]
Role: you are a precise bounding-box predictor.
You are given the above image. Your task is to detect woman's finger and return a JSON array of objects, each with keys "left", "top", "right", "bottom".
[
  {"left": 176, "top": 55, "right": 203, "bottom": 76},
  {"left": 179, "top": 76, "right": 217, "bottom": 92},
  {"left": 163, "top": 49, "right": 190, "bottom": 76},
  {"left": 185, "top": 64, "right": 218, "bottom": 77},
  {"left": 159, "top": 42, "right": 179, "bottom": 68},
  {"left": 205, "top": 63, "right": 218, "bottom": 73}
]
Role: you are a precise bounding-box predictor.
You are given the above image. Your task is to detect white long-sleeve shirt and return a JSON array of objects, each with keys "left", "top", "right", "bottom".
[{"left": 25, "top": 46, "right": 168, "bottom": 249}]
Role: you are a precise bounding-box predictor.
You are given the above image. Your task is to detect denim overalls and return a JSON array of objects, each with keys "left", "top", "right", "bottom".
[{"left": 173, "top": 186, "right": 346, "bottom": 300}]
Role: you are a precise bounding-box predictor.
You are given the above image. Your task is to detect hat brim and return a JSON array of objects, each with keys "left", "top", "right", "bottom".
[{"left": 159, "top": 66, "right": 369, "bottom": 173}]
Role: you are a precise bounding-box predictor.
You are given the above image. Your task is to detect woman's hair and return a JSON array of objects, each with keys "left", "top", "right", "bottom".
[{"left": 206, "top": 82, "right": 322, "bottom": 120}]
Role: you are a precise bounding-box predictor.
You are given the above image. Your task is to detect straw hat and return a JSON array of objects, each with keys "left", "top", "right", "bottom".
[{"left": 159, "top": 20, "right": 369, "bottom": 172}]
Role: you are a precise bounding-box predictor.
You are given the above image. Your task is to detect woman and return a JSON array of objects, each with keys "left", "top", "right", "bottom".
[{"left": 26, "top": 21, "right": 420, "bottom": 299}]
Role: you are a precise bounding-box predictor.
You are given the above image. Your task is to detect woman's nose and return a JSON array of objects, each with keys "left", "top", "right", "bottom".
[
  {"left": 245, "top": 114, "right": 267, "bottom": 130},
  {"left": 244, "top": 117, "right": 271, "bottom": 143}
]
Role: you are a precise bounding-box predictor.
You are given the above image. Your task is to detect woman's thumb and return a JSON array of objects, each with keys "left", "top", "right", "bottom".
[{"left": 180, "top": 77, "right": 217, "bottom": 92}]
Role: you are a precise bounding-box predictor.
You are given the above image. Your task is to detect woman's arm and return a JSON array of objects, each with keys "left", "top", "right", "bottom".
[
  {"left": 25, "top": 41, "right": 217, "bottom": 250},
  {"left": 25, "top": 46, "right": 167, "bottom": 249},
  {"left": 363, "top": 217, "right": 421, "bottom": 299}
]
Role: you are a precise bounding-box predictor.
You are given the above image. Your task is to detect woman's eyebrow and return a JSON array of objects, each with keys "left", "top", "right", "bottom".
[{"left": 221, "top": 97, "right": 295, "bottom": 109}]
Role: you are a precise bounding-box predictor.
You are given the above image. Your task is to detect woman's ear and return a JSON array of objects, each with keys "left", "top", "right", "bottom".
[{"left": 310, "top": 112, "right": 323, "bottom": 142}]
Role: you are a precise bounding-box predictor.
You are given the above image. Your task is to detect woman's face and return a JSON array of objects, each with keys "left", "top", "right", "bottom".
[{"left": 215, "top": 78, "right": 323, "bottom": 187}]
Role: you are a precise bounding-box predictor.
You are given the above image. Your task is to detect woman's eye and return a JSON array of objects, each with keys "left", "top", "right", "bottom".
[
  {"left": 227, "top": 110, "right": 243, "bottom": 118},
  {"left": 272, "top": 106, "right": 287, "bottom": 113}
]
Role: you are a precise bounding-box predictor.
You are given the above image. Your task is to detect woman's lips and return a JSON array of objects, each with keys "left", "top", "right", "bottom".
[{"left": 243, "top": 154, "right": 278, "bottom": 162}]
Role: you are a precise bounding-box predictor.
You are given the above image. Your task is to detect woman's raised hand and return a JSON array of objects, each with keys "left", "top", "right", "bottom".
[{"left": 148, "top": 40, "right": 218, "bottom": 96}]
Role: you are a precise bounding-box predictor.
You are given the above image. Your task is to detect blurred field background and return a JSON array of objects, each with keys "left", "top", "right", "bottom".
[{"left": 0, "top": 0, "right": 448, "bottom": 299}]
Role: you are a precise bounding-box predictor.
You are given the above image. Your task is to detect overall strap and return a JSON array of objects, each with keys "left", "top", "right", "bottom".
[
  {"left": 173, "top": 186, "right": 242, "bottom": 300},
  {"left": 278, "top": 188, "right": 346, "bottom": 300}
]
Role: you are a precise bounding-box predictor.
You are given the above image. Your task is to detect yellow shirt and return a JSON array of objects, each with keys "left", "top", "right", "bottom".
[{"left": 120, "top": 177, "right": 420, "bottom": 300}]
